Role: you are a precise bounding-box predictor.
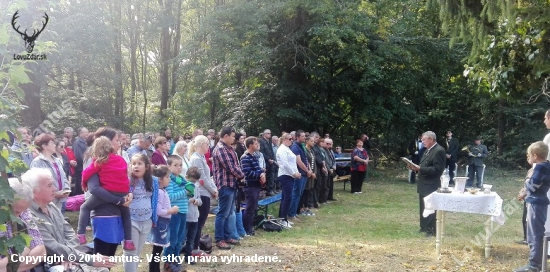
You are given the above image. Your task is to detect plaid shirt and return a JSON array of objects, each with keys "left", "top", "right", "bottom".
[{"left": 212, "top": 141, "right": 244, "bottom": 189}]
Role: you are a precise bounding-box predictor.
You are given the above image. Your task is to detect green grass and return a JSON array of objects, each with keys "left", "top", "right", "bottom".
[{"left": 67, "top": 165, "right": 533, "bottom": 271}]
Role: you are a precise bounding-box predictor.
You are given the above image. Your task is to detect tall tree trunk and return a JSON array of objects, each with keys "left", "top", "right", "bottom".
[
  {"left": 170, "top": 0, "right": 183, "bottom": 97},
  {"left": 113, "top": 0, "right": 124, "bottom": 129},
  {"left": 129, "top": 0, "right": 139, "bottom": 125},
  {"left": 158, "top": 0, "right": 172, "bottom": 114},
  {"left": 20, "top": 70, "right": 45, "bottom": 130}
]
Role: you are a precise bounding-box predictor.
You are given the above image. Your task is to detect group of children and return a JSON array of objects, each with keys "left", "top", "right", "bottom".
[{"left": 75, "top": 135, "right": 209, "bottom": 272}]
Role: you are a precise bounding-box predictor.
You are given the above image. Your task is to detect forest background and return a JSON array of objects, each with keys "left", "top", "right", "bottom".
[{"left": 2, "top": 0, "right": 550, "bottom": 169}]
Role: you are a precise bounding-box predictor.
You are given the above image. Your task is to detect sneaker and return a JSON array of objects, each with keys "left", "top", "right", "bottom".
[
  {"left": 513, "top": 264, "right": 540, "bottom": 272},
  {"left": 216, "top": 240, "right": 232, "bottom": 250},
  {"left": 77, "top": 234, "right": 87, "bottom": 245},
  {"left": 303, "top": 210, "right": 315, "bottom": 216},
  {"left": 327, "top": 198, "right": 337, "bottom": 201},
  {"left": 358, "top": 192, "right": 363, "bottom": 194},
  {"left": 280, "top": 221, "right": 292, "bottom": 229},
  {"left": 226, "top": 238, "right": 241, "bottom": 246},
  {"left": 515, "top": 239, "right": 528, "bottom": 245},
  {"left": 286, "top": 220, "right": 294, "bottom": 226},
  {"left": 123, "top": 240, "right": 136, "bottom": 251}
]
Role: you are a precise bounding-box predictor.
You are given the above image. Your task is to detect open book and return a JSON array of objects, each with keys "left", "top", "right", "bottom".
[{"left": 401, "top": 157, "right": 419, "bottom": 168}]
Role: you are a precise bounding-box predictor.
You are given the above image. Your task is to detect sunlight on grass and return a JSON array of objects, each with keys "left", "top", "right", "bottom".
[{"left": 66, "top": 165, "right": 532, "bottom": 271}]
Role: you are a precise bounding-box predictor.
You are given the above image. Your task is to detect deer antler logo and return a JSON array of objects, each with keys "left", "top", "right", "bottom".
[{"left": 11, "top": 11, "right": 49, "bottom": 53}]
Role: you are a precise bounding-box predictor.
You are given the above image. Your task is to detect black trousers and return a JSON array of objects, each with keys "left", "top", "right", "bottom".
[
  {"left": 350, "top": 171, "right": 366, "bottom": 193},
  {"left": 446, "top": 158, "right": 456, "bottom": 183},
  {"left": 93, "top": 238, "right": 118, "bottom": 256},
  {"left": 327, "top": 175, "right": 335, "bottom": 200},
  {"left": 71, "top": 171, "right": 84, "bottom": 196},
  {"left": 419, "top": 194, "right": 435, "bottom": 234},
  {"left": 149, "top": 245, "right": 164, "bottom": 272}
]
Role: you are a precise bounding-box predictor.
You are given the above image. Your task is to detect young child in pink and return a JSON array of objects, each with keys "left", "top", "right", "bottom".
[{"left": 77, "top": 136, "right": 135, "bottom": 250}]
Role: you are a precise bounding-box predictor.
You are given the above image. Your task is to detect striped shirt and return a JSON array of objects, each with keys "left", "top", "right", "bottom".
[
  {"left": 212, "top": 141, "right": 244, "bottom": 189},
  {"left": 241, "top": 152, "right": 263, "bottom": 187}
]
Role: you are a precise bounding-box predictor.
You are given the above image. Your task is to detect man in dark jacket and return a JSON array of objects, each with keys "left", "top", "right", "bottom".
[
  {"left": 444, "top": 130, "right": 459, "bottom": 185},
  {"left": 408, "top": 131, "right": 446, "bottom": 236},
  {"left": 407, "top": 133, "right": 425, "bottom": 184},
  {"left": 259, "top": 129, "right": 276, "bottom": 196},
  {"left": 72, "top": 127, "right": 89, "bottom": 195}
]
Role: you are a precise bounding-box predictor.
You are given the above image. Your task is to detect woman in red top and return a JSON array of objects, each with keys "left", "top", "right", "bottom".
[
  {"left": 350, "top": 139, "right": 369, "bottom": 194},
  {"left": 76, "top": 136, "right": 136, "bottom": 251},
  {"left": 151, "top": 136, "right": 169, "bottom": 166}
]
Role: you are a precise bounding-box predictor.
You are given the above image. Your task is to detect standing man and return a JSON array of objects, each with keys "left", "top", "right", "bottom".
[
  {"left": 465, "top": 136, "right": 488, "bottom": 188},
  {"left": 288, "top": 130, "right": 311, "bottom": 221},
  {"left": 259, "top": 129, "right": 276, "bottom": 196},
  {"left": 407, "top": 131, "right": 446, "bottom": 237},
  {"left": 271, "top": 135, "right": 280, "bottom": 191},
  {"left": 240, "top": 137, "right": 266, "bottom": 235},
  {"left": 361, "top": 134, "right": 373, "bottom": 157},
  {"left": 126, "top": 136, "right": 152, "bottom": 158},
  {"left": 407, "top": 133, "right": 424, "bottom": 184},
  {"left": 324, "top": 138, "right": 337, "bottom": 202},
  {"left": 212, "top": 126, "right": 245, "bottom": 250},
  {"left": 72, "top": 127, "right": 88, "bottom": 196},
  {"left": 444, "top": 130, "right": 459, "bottom": 185},
  {"left": 64, "top": 127, "right": 75, "bottom": 146},
  {"left": 208, "top": 129, "right": 216, "bottom": 148}
]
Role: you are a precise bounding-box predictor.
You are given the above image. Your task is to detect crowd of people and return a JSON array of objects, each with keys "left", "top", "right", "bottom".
[{"left": 1, "top": 125, "right": 372, "bottom": 272}]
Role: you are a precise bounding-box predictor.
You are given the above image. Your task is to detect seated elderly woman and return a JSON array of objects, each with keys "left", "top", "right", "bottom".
[
  {"left": 25, "top": 168, "right": 116, "bottom": 272},
  {"left": 0, "top": 178, "right": 46, "bottom": 272}
]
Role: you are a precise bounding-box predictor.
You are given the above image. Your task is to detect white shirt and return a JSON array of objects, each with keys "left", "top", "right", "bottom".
[
  {"left": 276, "top": 144, "right": 298, "bottom": 177},
  {"left": 544, "top": 133, "right": 550, "bottom": 160}
]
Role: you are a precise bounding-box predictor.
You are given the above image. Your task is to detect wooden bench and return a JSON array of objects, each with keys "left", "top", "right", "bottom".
[
  {"left": 256, "top": 193, "right": 282, "bottom": 218},
  {"left": 334, "top": 175, "right": 351, "bottom": 191}
]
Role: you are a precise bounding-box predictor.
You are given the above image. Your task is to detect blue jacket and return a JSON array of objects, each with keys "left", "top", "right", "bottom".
[{"left": 525, "top": 161, "right": 550, "bottom": 205}]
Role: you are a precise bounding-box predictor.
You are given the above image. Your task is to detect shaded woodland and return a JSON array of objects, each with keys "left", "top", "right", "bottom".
[{"left": 2, "top": 0, "right": 550, "bottom": 166}]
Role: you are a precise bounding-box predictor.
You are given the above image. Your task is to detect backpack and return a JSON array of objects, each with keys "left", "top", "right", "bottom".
[
  {"left": 262, "top": 221, "right": 283, "bottom": 232},
  {"left": 199, "top": 234, "right": 213, "bottom": 253},
  {"left": 254, "top": 214, "right": 283, "bottom": 232}
]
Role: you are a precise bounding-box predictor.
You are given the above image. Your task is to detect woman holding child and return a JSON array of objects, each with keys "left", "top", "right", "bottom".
[{"left": 84, "top": 127, "right": 132, "bottom": 257}]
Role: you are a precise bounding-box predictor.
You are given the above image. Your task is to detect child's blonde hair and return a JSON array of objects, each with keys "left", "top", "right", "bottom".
[
  {"left": 528, "top": 141, "right": 549, "bottom": 160},
  {"left": 90, "top": 136, "right": 114, "bottom": 165}
]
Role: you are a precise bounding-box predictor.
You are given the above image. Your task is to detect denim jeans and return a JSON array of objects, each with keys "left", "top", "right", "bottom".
[
  {"left": 288, "top": 176, "right": 306, "bottom": 217},
  {"left": 184, "top": 221, "right": 198, "bottom": 258},
  {"left": 164, "top": 213, "right": 187, "bottom": 260},
  {"left": 215, "top": 186, "right": 236, "bottom": 242},
  {"left": 235, "top": 209, "right": 246, "bottom": 237},
  {"left": 278, "top": 175, "right": 294, "bottom": 220},
  {"left": 527, "top": 202, "right": 547, "bottom": 269}
]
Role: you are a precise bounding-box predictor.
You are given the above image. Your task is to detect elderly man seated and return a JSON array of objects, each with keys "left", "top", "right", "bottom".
[
  {"left": 0, "top": 178, "right": 46, "bottom": 272},
  {"left": 25, "top": 168, "right": 116, "bottom": 272}
]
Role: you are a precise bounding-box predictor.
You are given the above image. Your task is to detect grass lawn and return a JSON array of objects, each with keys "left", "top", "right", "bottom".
[{"left": 67, "top": 165, "right": 532, "bottom": 271}]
